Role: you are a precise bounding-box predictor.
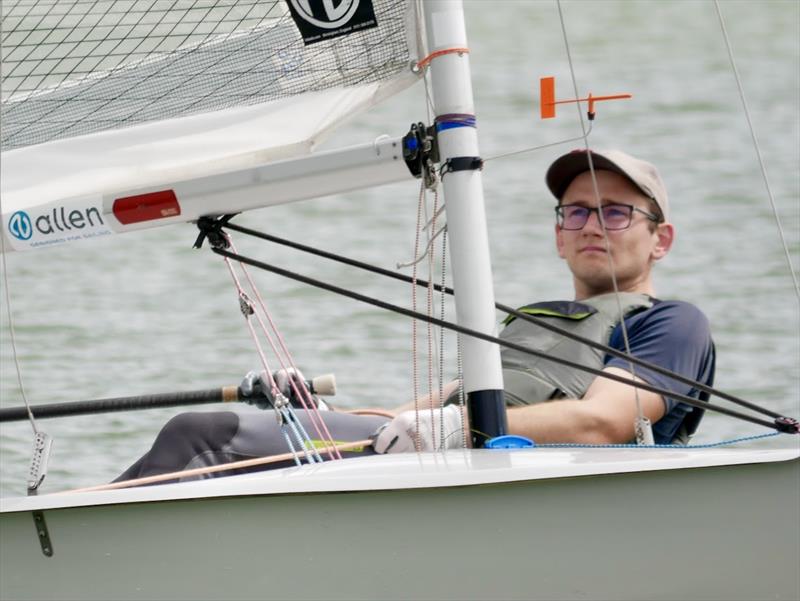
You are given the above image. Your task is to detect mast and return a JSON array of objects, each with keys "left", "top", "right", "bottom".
[{"left": 421, "top": 0, "right": 506, "bottom": 446}]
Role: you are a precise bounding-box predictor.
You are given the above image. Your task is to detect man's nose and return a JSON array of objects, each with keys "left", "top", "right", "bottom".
[{"left": 582, "top": 209, "right": 604, "bottom": 233}]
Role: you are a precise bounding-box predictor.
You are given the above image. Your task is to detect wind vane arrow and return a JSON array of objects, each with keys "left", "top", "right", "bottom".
[{"left": 540, "top": 76, "right": 632, "bottom": 120}]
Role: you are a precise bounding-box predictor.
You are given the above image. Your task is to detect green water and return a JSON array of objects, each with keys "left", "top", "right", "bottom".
[{"left": 1, "top": 0, "right": 798, "bottom": 496}]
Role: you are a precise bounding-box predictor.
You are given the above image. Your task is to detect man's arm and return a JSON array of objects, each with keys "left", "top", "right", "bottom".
[
  {"left": 373, "top": 368, "right": 666, "bottom": 452},
  {"left": 506, "top": 367, "right": 666, "bottom": 444}
]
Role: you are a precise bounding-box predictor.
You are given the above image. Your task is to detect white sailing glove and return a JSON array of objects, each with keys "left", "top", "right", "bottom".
[{"left": 372, "top": 405, "right": 464, "bottom": 453}]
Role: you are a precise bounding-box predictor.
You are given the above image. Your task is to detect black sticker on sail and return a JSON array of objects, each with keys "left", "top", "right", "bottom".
[{"left": 287, "top": 0, "right": 378, "bottom": 45}]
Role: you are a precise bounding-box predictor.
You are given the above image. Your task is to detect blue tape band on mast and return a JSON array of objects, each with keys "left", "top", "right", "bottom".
[{"left": 435, "top": 114, "right": 477, "bottom": 131}]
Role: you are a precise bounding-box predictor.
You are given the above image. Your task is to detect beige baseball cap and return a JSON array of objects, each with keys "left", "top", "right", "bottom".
[{"left": 545, "top": 148, "right": 669, "bottom": 221}]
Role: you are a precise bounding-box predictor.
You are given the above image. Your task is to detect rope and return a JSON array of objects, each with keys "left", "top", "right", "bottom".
[
  {"left": 427, "top": 190, "right": 440, "bottom": 451},
  {"left": 417, "top": 47, "right": 470, "bottom": 70},
  {"left": 68, "top": 432, "right": 783, "bottom": 495},
  {"left": 411, "top": 180, "right": 426, "bottom": 451},
  {"left": 532, "top": 431, "right": 782, "bottom": 449},
  {"left": 396, "top": 221, "right": 447, "bottom": 269},
  {"left": 713, "top": 0, "right": 800, "bottom": 302},
  {"left": 66, "top": 439, "right": 375, "bottom": 493},
  {"left": 219, "top": 236, "right": 334, "bottom": 463},
  {"left": 438, "top": 223, "right": 449, "bottom": 450},
  {"left": 457, "top": 331, "right": 467, "bottom": 449},
  {"left": 228, "top": 237, "right": 341, "bottom": 460}
]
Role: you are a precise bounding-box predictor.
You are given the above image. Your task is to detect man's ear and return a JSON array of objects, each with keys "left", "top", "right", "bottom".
[
  {"left": 652, "top": 222, "right": 674, "bottom": 261},
  {"left": 555, "top": 223, "right": 566, "bottom": 258}
]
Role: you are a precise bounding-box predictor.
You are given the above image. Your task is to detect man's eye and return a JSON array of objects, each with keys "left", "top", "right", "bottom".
[
  {"left": 604, "top": 206, "right": 628, "bottom": 219},
  {"left": 565, "top": 207, "right": 588, "bottom": 218}
]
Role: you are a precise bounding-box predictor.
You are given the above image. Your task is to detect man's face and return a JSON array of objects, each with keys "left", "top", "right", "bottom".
[{"left": 555, "top": 170, "right": 673, "bottom": 299}]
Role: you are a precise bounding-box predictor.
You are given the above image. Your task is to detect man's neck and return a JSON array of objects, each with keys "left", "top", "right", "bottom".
[{"left": 573, "top": 279, "right": 655, "bottom": 301}]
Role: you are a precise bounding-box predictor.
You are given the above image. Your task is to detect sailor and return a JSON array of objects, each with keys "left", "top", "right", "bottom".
[
  {"left": 374, "top": 148, "right": 715, "bottom": 452},
  {"left": 115, "top": 149, "right": 715, "bottom": 482}
]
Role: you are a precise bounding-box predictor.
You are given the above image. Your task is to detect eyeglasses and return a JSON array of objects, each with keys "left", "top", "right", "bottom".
[{"left": 555, "top": 203, "right": 660, "bottom": 231}]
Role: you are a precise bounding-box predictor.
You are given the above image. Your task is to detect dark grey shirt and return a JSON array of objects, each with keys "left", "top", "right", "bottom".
[{"left": 605, "top": 300, "right": 715, "bottom": 444}]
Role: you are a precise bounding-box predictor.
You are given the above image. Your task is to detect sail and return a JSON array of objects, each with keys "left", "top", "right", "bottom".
[
  {"left": 2, "top": 0, "right": 422, "bottom": 150},
  {"left": 1, "top": 0, "right": 424, "bottom": 248}
]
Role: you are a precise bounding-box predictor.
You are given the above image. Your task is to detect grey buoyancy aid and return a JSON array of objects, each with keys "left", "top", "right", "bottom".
[{"left": 499, "top": 292, "right": 653, "bottom": 405}]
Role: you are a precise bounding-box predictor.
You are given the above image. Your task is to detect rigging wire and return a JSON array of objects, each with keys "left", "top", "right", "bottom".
[
  {"left": 713, "top": 0, "right": 800, "bottom": 302},
  {"left": 0, "top": 194, "right": 39, "bottom": 437},
  {"left": 220, "top": 222, "right": 783, "bottom": 420},
  {"left": 212, "top": 248, "right": 800, "bottom": 434},
  {"left": 482, "top": 126, "right": 593, "bottom": 164},
  {"left": 556, "top": 0, "right": 649, "bottom": 441},
  {"left": 210, "top": 245, "right": 798, "bottom": 434}
]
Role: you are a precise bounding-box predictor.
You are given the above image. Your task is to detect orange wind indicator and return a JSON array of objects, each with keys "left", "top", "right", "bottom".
[{"left": 540, "top": 76, "right": 632, "bottom": 120}]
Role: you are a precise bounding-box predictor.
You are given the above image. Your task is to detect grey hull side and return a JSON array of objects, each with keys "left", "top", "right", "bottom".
[{"left": 1, "top": 457, "right": 798, "bottom": 601}]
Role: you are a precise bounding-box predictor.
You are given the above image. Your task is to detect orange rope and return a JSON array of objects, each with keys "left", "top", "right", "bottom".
[
  {"left": 417, "top": 47, "right": 470, "bottom": 69},
  {"left": 346, "top": 409, "right": 396, "bottom": 418},
  {"left": 63, "top": 439, "right": 375, "bottom": 494}
]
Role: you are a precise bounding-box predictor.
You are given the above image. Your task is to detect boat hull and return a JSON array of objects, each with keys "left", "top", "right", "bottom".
[{"left": 1, "top": 449, "right": 798, "bottom": 600}]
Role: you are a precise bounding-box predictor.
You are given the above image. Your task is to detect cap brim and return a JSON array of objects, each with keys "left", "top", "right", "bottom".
[{"left": 546, "top": 151, "right": 637, "bottom": 201}]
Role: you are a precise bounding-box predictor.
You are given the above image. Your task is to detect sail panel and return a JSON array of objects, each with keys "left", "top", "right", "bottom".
[
  {"left": 2, "top": 81, "right": 413, "bottom": 212},
  {"left": 1, "top": 0, "right": 420, "bottom": 151}
]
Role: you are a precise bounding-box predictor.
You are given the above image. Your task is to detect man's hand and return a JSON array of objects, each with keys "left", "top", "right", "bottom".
[
  {"left": 240, "top": 368, "right": 328, "bottom": 410},
  {"left": 373, "top": 405, "right": 464, "bottom": 453}
]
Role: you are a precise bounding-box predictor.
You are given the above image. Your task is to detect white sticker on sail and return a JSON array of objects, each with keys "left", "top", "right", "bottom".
[{"left": 3, "top": 198, "right": 112, "bottom": 251}]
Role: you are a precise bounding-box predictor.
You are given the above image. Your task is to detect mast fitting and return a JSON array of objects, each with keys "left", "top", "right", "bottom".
[
  {"left": 440, "top": 156, "right": 483, "bottom": 177},
  {"left": 193, "top": 214, "right": 237, "bottom": 249},
  {"left": 403, "top": 118, "right": 483, "bottom": 184},
  {"left": 402, "top": 122, "right": 439, "bottom": 188},
  {"left": 775, "top": 417, "right": 799, "bottom": 434}
]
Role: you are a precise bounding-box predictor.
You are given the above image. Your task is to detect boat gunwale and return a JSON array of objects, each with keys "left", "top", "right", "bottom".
[{"left": 1, "top": 446, "right": 797, "bottom": 514}]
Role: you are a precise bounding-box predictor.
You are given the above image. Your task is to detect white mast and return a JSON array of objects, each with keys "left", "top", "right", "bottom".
[{"left": 421, "top": 0, "right": 506, "bottom": 444}]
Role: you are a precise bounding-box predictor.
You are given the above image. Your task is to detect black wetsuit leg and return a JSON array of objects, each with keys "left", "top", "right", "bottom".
[{"left": 114, "top": 411, "right": 389, "bottom": 483}]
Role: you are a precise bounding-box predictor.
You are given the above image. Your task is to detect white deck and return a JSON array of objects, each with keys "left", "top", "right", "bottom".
[{"left": 3, "top": 446, "right": 797, "bottom": 513}]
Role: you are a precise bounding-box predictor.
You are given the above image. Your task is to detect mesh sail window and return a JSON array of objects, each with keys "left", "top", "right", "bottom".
[{"left": 1, "top": 0, "right": 420, "bottom": 150}]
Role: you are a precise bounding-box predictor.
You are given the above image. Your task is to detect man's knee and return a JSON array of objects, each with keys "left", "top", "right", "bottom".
[{"left": 154, "top": 412, "right": 239, "bottom": 454}]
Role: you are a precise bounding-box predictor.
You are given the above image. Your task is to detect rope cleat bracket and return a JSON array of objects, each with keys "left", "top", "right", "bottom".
[
  {"left": 402, "top": 122, "right": 439, "bottom": 189},
  {"left": 193, "top": 214, "right": 238, "bottom": 249},
  {"left": 27, "top": 431, "right": 54, "bottom": 557},
  {"left": 775, "top": 416, "right": 799, "bottom": 434}
]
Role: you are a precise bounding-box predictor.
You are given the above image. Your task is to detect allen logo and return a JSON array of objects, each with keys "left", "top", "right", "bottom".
[
  {"left": 6, "top": 205, "right": 107, "bottom": 246},
  {"left": 8, "top": 211, "right": 33, "bottom": 241},
  {"left": 288, "top": 0, "right": 361, "bottom": 29}
]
